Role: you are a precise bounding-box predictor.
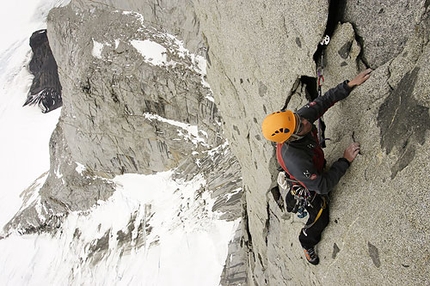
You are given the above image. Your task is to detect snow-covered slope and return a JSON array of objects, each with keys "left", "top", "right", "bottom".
[{"left": 0, "top": 171, "right": 238, "bottom": 285}]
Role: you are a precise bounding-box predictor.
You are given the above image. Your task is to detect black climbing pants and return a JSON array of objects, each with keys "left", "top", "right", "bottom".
[{"left": 299, "top": 194, "right": 329, "bottom": 249}]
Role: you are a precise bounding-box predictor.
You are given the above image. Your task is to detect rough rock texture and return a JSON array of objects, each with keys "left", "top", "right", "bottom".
[
  {"left": 4, "top": 1, "right": 242, "bottom": 237},
  {"left": 5, "top": 0, "right": 430, "bottom": 285},
  {"left": 192, "top": 1, "right": 430, "bottom": 285},
  {"left": 343, "top": 0, "right": 425, "bottom": 68}
]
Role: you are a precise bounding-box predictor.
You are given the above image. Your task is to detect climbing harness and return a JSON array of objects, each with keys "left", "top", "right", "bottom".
[
  {"left": 316, "top": 35, "right": 330, "bottom": 148},
  {"left": 276, "top": 143, "right": 314, "bottom": 219},
  {"left": 276, "top": 142, "right": 327, "bottom": 229},
  {"left": 290, "top": 183, "right": 313, "bottom": 218},
  {"left": 277, "top": 170, "right": 312, "bottom": 218}
]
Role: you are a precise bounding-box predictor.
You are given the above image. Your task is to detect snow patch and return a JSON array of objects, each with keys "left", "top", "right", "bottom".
[
  {"left": 91, "top": 39, "right": 104, "bottom": 59},
  {"left": 114, "top": 39, "right": 120, "bottom": 49},
  {"left": 144, "top": 112, "right": 208, "bottom": 146},
  {"left": 75, "top": 162, "right": 85, "bottom": 174},
  {"left": 131, "top": 39, "right": 167, "bottom": 66}
]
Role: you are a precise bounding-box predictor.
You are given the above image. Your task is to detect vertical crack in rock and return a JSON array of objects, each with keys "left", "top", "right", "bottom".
[
  {"left": 242, "top": 191, "right": 253, "bottom": 250},
  {"left": 300, "top": 76, "right": 318, "bottom": 101},
  {"left": 281, "top": 77, "right": 301, "bottom": 110},
  {"left": 241, "top": 191, "right": 258, "bottom": 282},
  {"left": 264, "top": 204, "right": 270, "bottom": 246},
  {"left": 282, "top": 0, "right": 347, "bottom": 111},
  {"left": 377, "top": 67, "right": 430, "bottom": 179},
  {"left": 313, "top": 0, "right": 346, "bottom": 64},
  {"left": 269, "top": 186, "right": 285, "bottom": 212}
]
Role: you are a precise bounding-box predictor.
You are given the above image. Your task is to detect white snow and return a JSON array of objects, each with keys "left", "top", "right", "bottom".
[
  {"left": 92, "top": 39, "right": 105, "bottom": 59},
  {"left": 1, "top": 172, "right": 239, "bottom": 285},
  {"left": 131, "top": 39, "right": 167, "bottom": 66},
  {"left": 0, "top": 1, "right": 239, "bottom": 285},
  {"left": 144, "top": 112, "right": 208, "bottom": 146}
]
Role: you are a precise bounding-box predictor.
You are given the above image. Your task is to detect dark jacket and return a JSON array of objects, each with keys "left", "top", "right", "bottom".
[{"left": 277, "top": 81, "right": 352, "bottom": 194}]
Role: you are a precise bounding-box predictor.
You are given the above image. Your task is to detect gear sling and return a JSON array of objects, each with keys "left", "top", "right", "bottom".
[{"left": 276, "top": 142, "right": 326, "bottom": 231}]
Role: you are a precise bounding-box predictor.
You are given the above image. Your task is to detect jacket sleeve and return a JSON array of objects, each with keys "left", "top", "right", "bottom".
[
  {"left": 297, "top": 81, "right": 352, "bottom": 123},
  {"left": 285, "top": 152, "right": 351, "bottom": 195}
]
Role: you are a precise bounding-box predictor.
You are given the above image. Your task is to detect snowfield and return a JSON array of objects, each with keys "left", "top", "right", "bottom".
[{"left": 0, "top": 171, "right": 238, "bottom": 285}]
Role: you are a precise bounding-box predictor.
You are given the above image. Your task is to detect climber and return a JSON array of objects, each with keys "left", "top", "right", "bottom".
[{"left": 261, "top": 68, "right": 372, "bottom": 265}]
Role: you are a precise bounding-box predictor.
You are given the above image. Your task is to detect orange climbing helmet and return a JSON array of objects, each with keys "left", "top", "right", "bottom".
[{"left": 261, "top": 110, "right": 297, "bottom": 143}]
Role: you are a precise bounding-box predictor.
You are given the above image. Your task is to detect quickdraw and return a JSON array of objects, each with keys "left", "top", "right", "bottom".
[
  {"left": 281, "top": 172, "right": 326, "bottom": 226},
  {"left": 290, "top": 184, "right": 313, "bottom": 218}
]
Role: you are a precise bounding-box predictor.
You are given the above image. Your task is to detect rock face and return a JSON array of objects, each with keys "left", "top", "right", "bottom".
[
  {"left": 6, "top": 0, "right": 430, "bottom": 285},
  {"left": 343, "top": 0, "right": 425, "bottom": 68},
  {"left": 194, "top": 1, "right": 430, "bottom": 285}
]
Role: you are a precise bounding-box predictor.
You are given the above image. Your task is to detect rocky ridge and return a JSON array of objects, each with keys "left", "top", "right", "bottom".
[{"left": 4, "top": 2, "right": 242, "bottom": 239}]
